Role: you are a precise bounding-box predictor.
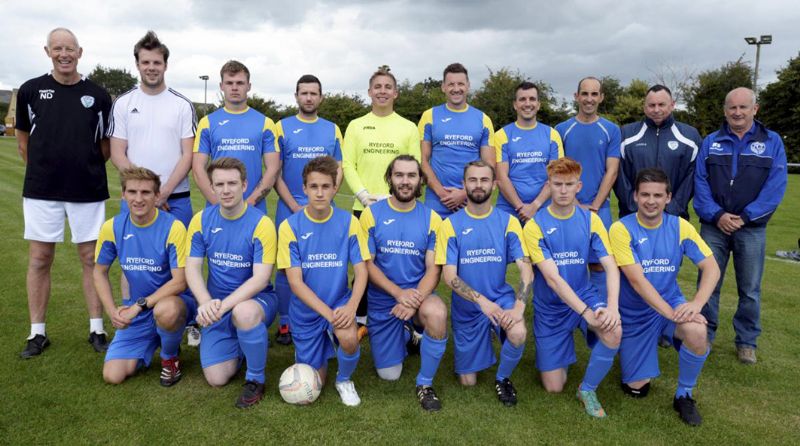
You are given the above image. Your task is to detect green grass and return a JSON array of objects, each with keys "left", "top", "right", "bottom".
[{"left": 1, "top": 136, "right": 799, "bottom": 445}]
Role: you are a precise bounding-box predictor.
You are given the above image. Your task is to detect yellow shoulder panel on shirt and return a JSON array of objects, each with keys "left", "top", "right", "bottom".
[
  {"left": 523, "top": 219, "right": 546, "bottom": 264},
  {"left": 418, "top": 108, "right": 433, "bottom": 139},
  {"left": 434, "top": 218, "right": 456, "bottom": 265},
  {"left": 334, "top": 124, "right": 343, "bottom": 145},
  {"left": 482, "top": 113, "right": 496, "bottom": 148},
  {"left": 167, "top": 220, "right": 188, "bottom": 268},
  {"left": 193, "top": 116, "right": 211, "bottom": 152},
  {"left": 94, "top": 218, "right": 116, "bottom": 260},
  {"left": 678, "top": 218, "right": 713, "bottom": 257},
  {"left": 277, "top": 219, "right": 297, "bottom": 270},
  {"left": 274, "top": 120, "right": 285, "bottom": 141},
  {"left": 494, "top": 128, "right": 508, "bottom": 163},
  {"left": 359, "top": 206, "right": 376, "bottom": 233},
  {"left": 609, "top": 221, "right": 635, "bottom": 266},
  {"left": 589, "top": 212, "right": 612, "bottom": 254},
  {"left": 263, "top": 117, "right": 280, "bottom": 152},
  {"left": 186, "top": 212, "right": 204, "bottom": 254},
  {"left": 428, "top": 210, "right": 442, "bottom": 234},
  {"left": 349, "top": 215, "right": 371, "bottom": 262},
  {"left": 254, "top": 216, "right": 278, "bottom": 265},
  {"left": 505, "top": 215, "right": 528, "bottom": 256},
  {"left": 550, "top": 127, "right": 565, "bottom": 158}
]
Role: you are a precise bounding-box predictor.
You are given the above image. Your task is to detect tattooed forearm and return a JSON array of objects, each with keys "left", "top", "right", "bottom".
[
  {"left": 515, "top": 281, "right": 531, "bottom": 302},
  {"left": 450, "top": 276, "right": 481, "bottom": 303}
]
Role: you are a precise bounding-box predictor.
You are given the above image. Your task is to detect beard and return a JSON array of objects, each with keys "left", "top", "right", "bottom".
[
  {"left": 389, "top": 182, "right": 421, "bottom": 202},
  {"left": 466, "top": 187, "right": 491, "bottom": 205}
]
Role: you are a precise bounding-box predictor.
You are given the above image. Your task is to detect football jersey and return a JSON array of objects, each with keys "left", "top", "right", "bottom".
[
  {"left": 495, "top": 121, "right": 563, "bottom": 211},
  {"left": 609, "top": 213, "right": 712, "bottom": 320},
  {"left": 194, "top": 107, "right": 278, "bottom": 209},
  {"left": 523, "top": 206, "right": 611, "bottom": 312},
  {"left": 360, "top": 199, "right": 441, "bottom": 312},
  {"left": 435, "top": 207, "right": 526, "bottom": 327},
  {"left": 419, "top": 104, "right": 494, "bottom": 214},
  {"left": 107, "top": 87, "right": 196, "bottom": 193},
  {"left": 276, "top": 115, "right": 342, "bottom": 206},
  {"left": 555, "top": 117, "right": 621, "bottom": 206},
  {"left": 187, "top": 204, "right": 276, "bottom": 299},
  {"left": 95, "top": 209, "right": 186, "bottom": 305},
  {"left": 277, "top": 207, "right": 370, "bottom": 320},
  {"left": 342, "top": 112, "right": 421, "bottom": 210}
]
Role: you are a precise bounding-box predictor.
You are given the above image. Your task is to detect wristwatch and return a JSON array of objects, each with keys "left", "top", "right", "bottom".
[{"left": 136, "top": 297, "right": 148, "bottom": 312}]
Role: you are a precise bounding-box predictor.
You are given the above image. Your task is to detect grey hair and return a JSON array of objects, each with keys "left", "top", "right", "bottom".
[
  {"left": 725, "top": 87, "right": 757, "bottom": 107},
  {"left": 46, "top": 27, "right": 79, "bottom": 48}
]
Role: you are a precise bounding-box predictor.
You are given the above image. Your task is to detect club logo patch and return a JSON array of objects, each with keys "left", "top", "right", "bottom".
[
  {"left": 750, "top": 142, "right": 766, "bottom": 155},
  {"left": 667, "top": 141, "right": 679, "bottom": 150},
  {"left": 80, "top": 95, "right": 94, "bottom": 108}
]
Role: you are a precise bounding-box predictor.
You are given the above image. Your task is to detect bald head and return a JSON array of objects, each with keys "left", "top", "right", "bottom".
[
  {"left": 725, "top": 87, "right": 756, "bottom": 107},
  {"left": 44, "top": 27, "right": 82, "bottom": 82},
  {"left": 46, "top": 27, "right": 79, "bottom": 49},
  {"left": 724, "top": 87, "right": 759, "bottom": 135}
]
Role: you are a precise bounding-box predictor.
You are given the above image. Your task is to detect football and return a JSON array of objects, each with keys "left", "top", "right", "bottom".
[{"left": 279, "top": 363, "right": 322, "bottom": 405}]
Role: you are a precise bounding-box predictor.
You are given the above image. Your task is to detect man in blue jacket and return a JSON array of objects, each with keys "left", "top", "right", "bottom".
[
  {"left": 693, "top": 87, "right": 787, "bottom": 365},
  {"left": 615, "top": 85, "right": 701, "bottom": 219}
]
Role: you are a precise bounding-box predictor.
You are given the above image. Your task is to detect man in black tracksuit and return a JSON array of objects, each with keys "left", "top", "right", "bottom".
[{"left": 615, "top": 85, "right": 702, "bottom": 219}]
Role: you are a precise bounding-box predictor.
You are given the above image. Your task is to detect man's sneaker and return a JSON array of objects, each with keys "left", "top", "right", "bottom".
[
  {"left": 160, "top": 357, "right": 182, "bottom": 387},
  {"left": 335, "top": 380, "right": 361, "bottom": 406},
  {"left": 357, "top": 324, "right": 369, "bottom": 342},
  {"left": 673, "top": 395, "right": 702, "bottom": 426},
  {"left": 621, "top": 381, "right": 650, "bottom": 398},
  {"left": 88, "top": 332, "right": 109, "bottom": 352},
  {"left": 405, "top": 323, "right": 422, "bottom": 356},
  {"left": 275, "top": 324, "right": 292, "bottom": 346},
  {"left": 235, "top": 380, "right": 265, "bottom": 409},
  {"left": 576, "top": 389, "right": 607, "bottom": 418},
  {"left": 495, "top": 378, "right": 518, "bottom": 407},
  {"left": 186, "top": 325, "right": 201, "bottom": 347},
  {"left": 416, "top": 385, "right": 442, "bottom": 412},
  {"left": 737, "top": 346, "right": 757, "bottom": 364},
  {"left": 20, "top": 334, "right": 50, "bottom": 359}
]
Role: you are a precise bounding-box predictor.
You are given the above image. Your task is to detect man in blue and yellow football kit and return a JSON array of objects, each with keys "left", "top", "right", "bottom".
[
  {"left": 522, "top": 158, "right": 621, "bottom": 419},
  {"left": 360, "top": 155, "right": 447, "bottom": 411},
  {"left": 496, "top": 81, "right": 563, "bottom": 222},
  {"left": 278, "top": 156, "right": 370, "bottom": 407},
  {"left": 273, "top": 74, "right": 344, "bottom": 345},
  {"left": 94, "top": 167, "right": 195, "bottom": 386},
  {"left": 609, "top": 168, "right": 720, "bottom": 426},
  {"left": 420, "top": 63, "right": 494, "bottom": 217},
  {"left": 192, "top": 61, "right": 280, "bottom": 215},
  {"left": 436, "top": 161, "right": 533, "bottom": 406},
  {"left": 186, "top": 158, "right": 278, "bottom": 409}
]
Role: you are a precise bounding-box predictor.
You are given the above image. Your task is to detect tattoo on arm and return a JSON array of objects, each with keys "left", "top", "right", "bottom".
[
  {"left": 515, "top": 281, "right": 531, "bottom": 302},
  {"left": 450, "top": 276, "right": 481, "bottom": 303}
]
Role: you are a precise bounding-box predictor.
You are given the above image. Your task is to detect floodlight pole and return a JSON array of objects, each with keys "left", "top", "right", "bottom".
[
  {"left": 199, "top": 75, "right": 209, "bottom": 112},
  {"left": 744, "top": 35, "right": 772, "bottom": 97}
]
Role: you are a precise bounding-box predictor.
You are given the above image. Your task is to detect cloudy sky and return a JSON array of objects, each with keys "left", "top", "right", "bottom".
[{"left": 1, "top": 0, "right": 798, "bottom": 107}]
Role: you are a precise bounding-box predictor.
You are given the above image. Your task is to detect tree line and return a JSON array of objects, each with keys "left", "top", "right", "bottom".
[{"left": 88, "top": 53, "right": 800, "bottom": 164}]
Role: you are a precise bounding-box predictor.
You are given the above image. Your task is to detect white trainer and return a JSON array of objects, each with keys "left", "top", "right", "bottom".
[
  {"left": 335, "top": 380, "right": 361, "bottom": 406},
  {"left": 186, "top": 326, "right": 201, "bottom": 347}
]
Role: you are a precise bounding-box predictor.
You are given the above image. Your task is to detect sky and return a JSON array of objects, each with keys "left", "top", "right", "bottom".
[{"left": 1, "top": 0, "right": 798, "bottom": 107}]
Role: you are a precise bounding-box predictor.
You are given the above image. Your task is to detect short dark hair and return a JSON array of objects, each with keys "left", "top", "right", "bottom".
[
  {"left": 220, "top": 60, "right": 250, "bottom": 81},
  {"left": 443, "top": 63, "right": 469, "bottom": 81},
  {"left": 134, "top": 31, "right": 169, "bottom": 63},
  {"left": 463, "top": 160, "right": 495, "bottom": 182},
  {"left": 207, "top": 157, "right": 247, "bottom": 183},
  {"left": 515, "top": 81, "right": 539, "bottom": 97},
  {"left": 296, "top": 74, "right": 322, "bottom": 94},
  {"left": 303, "top": 156, "right": 338, "bottom": 185},
  {"left": 577, "top": 76, "right": 603, "bottom": 94},
  {"left": 646, "top": 84, "right": 672, "bottom": 98},
  {"left": 634, "top": 168, "right": 671, "bottom": 193},
  {"left": 384, "top": 155, "right": 427, "bottom": 197}
]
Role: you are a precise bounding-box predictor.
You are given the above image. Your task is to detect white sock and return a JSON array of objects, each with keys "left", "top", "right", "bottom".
[
  {"left": 89, "top": 318, "right": 105, "bottom": 334},
  {"left": 29, "top": 323, "right": 46, "bottom": 339},
  {"left": 356, "top": 316, "right": 367, "bottom": 326}
]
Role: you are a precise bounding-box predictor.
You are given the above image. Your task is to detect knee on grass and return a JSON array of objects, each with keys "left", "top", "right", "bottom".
[{"left": 376, "top": 364, "right": 403, "bottom": 381}]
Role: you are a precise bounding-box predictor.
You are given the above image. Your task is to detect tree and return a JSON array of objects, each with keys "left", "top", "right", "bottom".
[
  {"left": 318, "top": 92, "right": 369, "bottom": 131},
  {"left": 87, "top": 65, "right": 136, "bottom": 97},
  {"left": 394, "top": 78, "right": 445, "bottom": 123},
  {"left": 604, "top": 78, "right": 649, "bottom": 125},
  {"left": 683, "top": 59, "right": 753, "bottom": 136},
  {"left": 759, "top": 53, "right": 800, "bottom": 163},
  {"left": 597, "top": 76, "right": 623, "bottom": 117}
]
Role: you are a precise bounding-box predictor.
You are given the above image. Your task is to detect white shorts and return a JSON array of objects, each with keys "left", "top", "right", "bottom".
[{"left": 23, "top": 198, "right": 106, "bottom": 243}]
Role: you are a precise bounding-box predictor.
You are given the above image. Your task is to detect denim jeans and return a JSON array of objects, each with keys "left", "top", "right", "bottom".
[{"left": 699, "top": 223, "right": 766, "bottom": 348}]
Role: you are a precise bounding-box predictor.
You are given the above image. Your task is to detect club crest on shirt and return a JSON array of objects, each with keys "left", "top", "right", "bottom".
[
  {"left": 667, "top": 141, "right": 679, "bottom": 150},
  {"left": 750, "top": 142, "right": 766, "bottom": 155},
  {"left": 80, "top": 95, "right": 94, "bottom": 108}
]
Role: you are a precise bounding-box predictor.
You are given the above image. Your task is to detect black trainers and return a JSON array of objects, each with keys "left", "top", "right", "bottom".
[
  {"left": 160, "top": 356, "right": 182, "bottom": 387},
  {"left": 621, "top": 381, "right": 651, "bottom": 398},
  {"left": 88, "top": 332, "right": 109, "bottom": 352},
  {"left": 20, "top": 334, "right": 50, "bottom": 359},
  {"left": 275, "top": 324, "right": 292, "bottom": 346},
  {"left": 405, "top": 323, "right": 422, "bottom": 356},
  {"left": 416, "top": 385, "right": 442, "bottom": 412},
  {"left": 673, "top": 395, "right": 702, "bottom": 426},
  {"left": 495, "top": 378, "right": 518, "bottom": 407},
  {"left": 235, "top": 380, "right": 265, "bottom": 409}
]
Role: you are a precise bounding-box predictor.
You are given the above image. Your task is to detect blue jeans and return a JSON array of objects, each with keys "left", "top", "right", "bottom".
[{"left": 699, "top": 223, "right": 766, "bottom": 349}]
